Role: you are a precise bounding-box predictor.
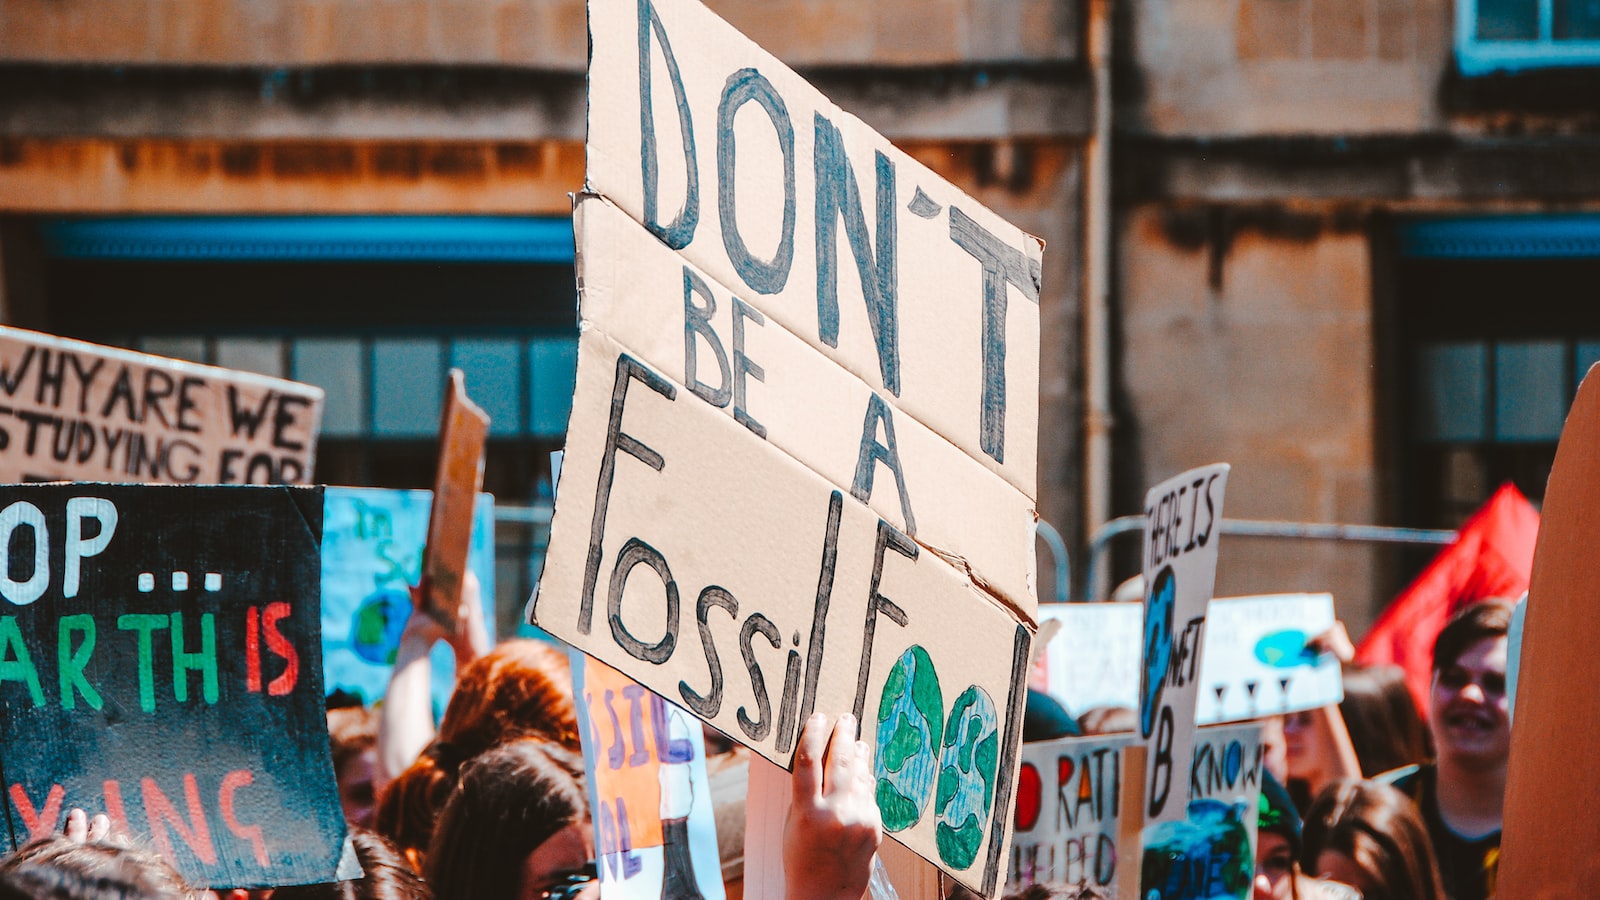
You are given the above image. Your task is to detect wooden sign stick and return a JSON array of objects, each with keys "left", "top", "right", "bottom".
[
  {"left": 420, "top": 369, "right": 489, "bottom": 631},
  {"left": 1116, "top": 745, "right": 1147, "bottom": 900},
  {"left": 1499, "top": 364, "right": 1600, "bottom": 896}
]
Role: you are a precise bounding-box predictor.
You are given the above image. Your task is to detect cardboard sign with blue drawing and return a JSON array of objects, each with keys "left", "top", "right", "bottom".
[
  {"left": 1137, "top": 464, "right": 1228, "bottom": 827},
  {"left": 319, "top": 487, "right": 496, "bottom": 710},
  {"left": 1136, "top": 463, "right": 1232, "bottom": 899},
  {"left": 571, "top": 649, "right": 726, "bottom": 900},
  {"left": 1195, "top": 594, "right": 1342, "bottom": 725},
  {"left": 1140, "top": 722, "right": 1263, "bottom": 900}
]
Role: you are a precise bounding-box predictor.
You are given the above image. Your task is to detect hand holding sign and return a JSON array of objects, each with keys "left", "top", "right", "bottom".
[{"left": 785, "top": 713, "right": 883, "bottom": 900}]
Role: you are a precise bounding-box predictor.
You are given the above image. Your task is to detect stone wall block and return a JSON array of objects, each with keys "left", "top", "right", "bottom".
[
  {"left": 1237, "top": 0, "right": 1307, "bottom": 61},
  {"left": 1310, "top": 0, "right": 1369, "bottom": 59}
]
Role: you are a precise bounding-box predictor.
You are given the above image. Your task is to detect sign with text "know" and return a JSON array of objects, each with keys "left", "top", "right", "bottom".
[{"left": 530, "top": 0, "right": 1044, "bottom": 893}]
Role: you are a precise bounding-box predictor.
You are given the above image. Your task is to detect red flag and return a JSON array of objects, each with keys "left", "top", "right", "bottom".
[{"left": 1355, "top": 482, "right": 1540, "bottom": 716}]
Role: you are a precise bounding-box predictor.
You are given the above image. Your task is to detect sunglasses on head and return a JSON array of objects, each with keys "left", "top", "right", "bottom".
[{"left": 537, "top": 862, "right": 597, "bottom": 900}]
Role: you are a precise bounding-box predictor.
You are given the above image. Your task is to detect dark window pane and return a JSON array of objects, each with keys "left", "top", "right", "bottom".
[
  {"left": 1494, "top": 340, "right": 1565, "bottom": 441},
  {"left": 1477, "top": 0, "right": 1540, "bottom": 40},
  {"left": 140, "top": 336, "right": 207, "bottom": 365},
  {"left": 373, "top": 340, "right": 444, "bottom": 437},
  {"left": 451, "top": 339, "right": 525, "bottom": 436},
  {"left": 293, "top": 338, "right": 367, "bottom": 438},
  {"left": 529, "top": 337, "right": 578, "bottom": 438},
  {"left": 1578, "top": 341, "right": 1600, "bottom": 382},
  {"left": 1555, "top": 0, "right": 1600, "bottom": 38},
  {"left": 214, "top": 337, "right": 285, "bottom": 378},
  {"left": 1416, "top": 342, "right": 1488, "bottom": 441}
]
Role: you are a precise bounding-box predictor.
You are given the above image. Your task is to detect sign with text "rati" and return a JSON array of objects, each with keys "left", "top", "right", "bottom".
[
  {"left": 0, "top": 327, "right": 323, "bottom": 485},
  {"left": 529, "top": 0, "right": 1044, "bottom": 893},
  {"left": 0, "top": 484, "right": 346, "bottom": 889}
]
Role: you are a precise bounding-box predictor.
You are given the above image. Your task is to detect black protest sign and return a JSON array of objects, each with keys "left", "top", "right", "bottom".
[{"left": 0, "top": 484, "right": 344, "bottom": 889}]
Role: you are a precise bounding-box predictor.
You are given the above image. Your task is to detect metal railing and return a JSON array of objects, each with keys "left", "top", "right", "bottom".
[
  {"left": 1079, "top": 515, "right": 1457, "bottom": 603},
  {"left": 493, "top": 500, "right": 1458, "bottom": 612},
  {"left": 1035, "top": 519, "right": 1071, "bottom": 604}
]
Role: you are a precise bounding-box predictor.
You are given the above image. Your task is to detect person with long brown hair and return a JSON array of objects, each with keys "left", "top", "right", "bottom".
[
  {"left": 1338, "top": 664, "right": 1431, "bottom": 778},
  {"left": 375, "top": 638, "right": 580, "bottom": 869},
  {"left": 1302, "top": 780, "right": 1444, "bottom": 900},
  {"left": 423, "top": 739, "right": 593, "bottom": 900}
]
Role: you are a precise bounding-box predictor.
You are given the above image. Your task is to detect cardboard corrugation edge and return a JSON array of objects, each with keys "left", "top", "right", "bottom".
[
  {"left": 923, "top": 538, "right": 1038, "bottom": 629},
  {"left": 565, "top": 303, "right": 1038, "bottom": 638},
  {"left": 572, "top": 191, "right": 1039, "bottom": 624}
]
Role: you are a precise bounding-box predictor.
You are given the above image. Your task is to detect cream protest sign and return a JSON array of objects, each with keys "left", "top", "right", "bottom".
[
  {"left": 1010, "top": 723, "right": 1262, "bottom": 899},
  {"left": 1137, "top": 464, "right": 1229, "bottom": 828},
  {"left": 530, "top": 0, "right": 1043, "bottom": 893},
  {"left": 1010, "top": 733, "right": 1131, "bottom": 892},
  {"left": 0, "top": 327, "right": 323, "bottom": 485}
]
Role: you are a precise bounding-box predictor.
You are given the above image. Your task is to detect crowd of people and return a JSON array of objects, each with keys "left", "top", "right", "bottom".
[
  {"left": 0, "top": 571, "right": 1516, "bottom": 900},
  {"left": 1247, "top": 599, "right": 1512, "bottom": 900}
]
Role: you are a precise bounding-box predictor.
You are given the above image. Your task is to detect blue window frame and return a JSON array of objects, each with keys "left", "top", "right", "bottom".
[
  {"left": 1458, "top": 0, "right": 1600, "bottom": 76},
  {"left": 39, "top": 215, "right": 579, "bottom": 444}
]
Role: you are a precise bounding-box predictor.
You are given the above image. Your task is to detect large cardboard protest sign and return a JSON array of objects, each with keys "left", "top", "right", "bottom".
[
  {"left": 535, "top": 333, "right": 1032, "bottom": 891},
  {"left": 320, "top": 487, "right": 496, "bottom": 710},
  {"left": 0, "top": 484, "right": 345, "bottom": 889},
  {"left": 0, "top": 327, "right": 323, "bottom": 485},
  {"left": 572, "top": 651, "right": 726, "bottom": 900},
  {"left": 570, "top": 199, "right": 1036, "bottom": 611},
  {"left": 531, "top": 0, "right": 1043, "bottom": 891},
  {"left": 1137, "top": 465, "right": 1228, "bottom": 829},
  {"left": 1501, "top": 365, "right": 1600, "bottom": 896}
]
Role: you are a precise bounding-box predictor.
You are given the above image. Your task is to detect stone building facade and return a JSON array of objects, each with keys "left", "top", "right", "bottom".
[
  {"left": 1120, "top": 0, "right": 1600, "bottom": 630},
  {"left": 5, "top": 0, "right": 1591, "bottom": 629},
  {"left": 0, "top": 0, "right": 1089, "bottom": 632}
]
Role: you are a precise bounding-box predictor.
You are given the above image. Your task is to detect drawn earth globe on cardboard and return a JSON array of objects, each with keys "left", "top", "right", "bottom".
[
  {"left": 875, "top": 645, "right": 944, "bottom": 833},
  {"left": 351, "top": 588, "right": 412, "bottom": 665},
  {"left": 935, "top": 685, "right": 999, "bottom": 869}
]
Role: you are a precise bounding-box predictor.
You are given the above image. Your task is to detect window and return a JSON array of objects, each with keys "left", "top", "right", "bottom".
[
  {"left": 1458, "top": 0, "right": 1600, "bottom": 75},
  {"left": 1394, "top": 215, "right": 1600, "bottom": 530},
  {"left": 27, "top": 215, "right": 579, "bottom": 639}
]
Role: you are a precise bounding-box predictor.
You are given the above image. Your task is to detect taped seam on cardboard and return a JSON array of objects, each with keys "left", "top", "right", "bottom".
[
  {"left": 566, "top": 326, "right": 1031, "bottom": 637},
  {"left": 573, "top": 192, "right": 1039, "bottom": 625}
]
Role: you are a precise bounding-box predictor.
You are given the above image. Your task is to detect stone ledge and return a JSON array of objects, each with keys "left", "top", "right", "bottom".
[{"left": 0, "top": 63, "right": 1093, "bottom": 141}]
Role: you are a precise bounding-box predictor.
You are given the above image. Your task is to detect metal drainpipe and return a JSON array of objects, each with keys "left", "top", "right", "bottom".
[{"left": 1082, "top": 0, "right": 1114, "bottom": 598}]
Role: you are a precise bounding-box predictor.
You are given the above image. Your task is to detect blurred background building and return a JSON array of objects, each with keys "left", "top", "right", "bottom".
[{"left": 0, "top": 0, "right": 1590, "bottom": 634}]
